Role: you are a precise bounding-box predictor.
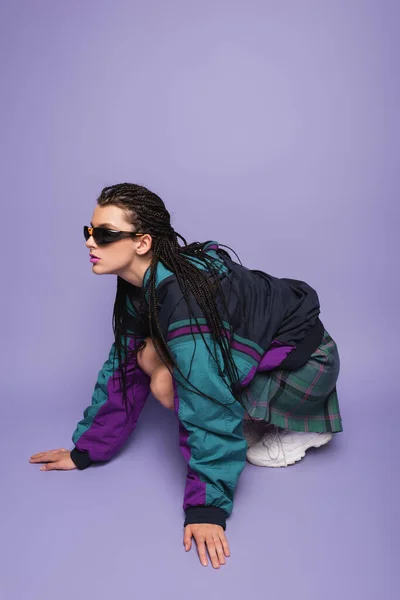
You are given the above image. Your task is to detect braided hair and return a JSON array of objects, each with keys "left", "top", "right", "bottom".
[{"left": 97, "top": 182, "right": 247, "bottom": 415}]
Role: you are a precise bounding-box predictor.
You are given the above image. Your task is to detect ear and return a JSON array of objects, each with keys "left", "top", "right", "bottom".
[{"left": 136, "top": 233, "right": 153, "bottom": 256}]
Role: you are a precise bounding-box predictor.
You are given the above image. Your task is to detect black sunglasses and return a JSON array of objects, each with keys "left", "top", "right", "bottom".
[{"left": 84, "top": 225, "right": 145, "bottom": 246}]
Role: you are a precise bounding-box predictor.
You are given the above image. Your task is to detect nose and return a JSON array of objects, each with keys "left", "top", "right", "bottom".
[{"left": 85, "top": 236, "right": 97, "bottom": 250}]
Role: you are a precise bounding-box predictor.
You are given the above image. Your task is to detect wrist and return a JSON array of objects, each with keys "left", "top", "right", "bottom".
[
  {"left": 184, "top": 506, "right": 228, "bottom": 530},
  {"left": 70, "top": 447, "right": 93, "bottom": 470}
]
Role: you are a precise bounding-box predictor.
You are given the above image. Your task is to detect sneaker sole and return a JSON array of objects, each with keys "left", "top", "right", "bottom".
[{"left": 246, "top": 432, "right": 333, "bottom": 467}]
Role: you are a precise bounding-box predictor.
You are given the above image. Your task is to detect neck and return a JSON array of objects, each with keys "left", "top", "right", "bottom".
[{"left": 118, "top": 256, "right": 153, "bottom": 288}]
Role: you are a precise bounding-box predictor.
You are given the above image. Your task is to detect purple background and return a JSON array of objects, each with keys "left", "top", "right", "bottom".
[{"left": 1, "top": 0, "right": 397, "bottom": 598}]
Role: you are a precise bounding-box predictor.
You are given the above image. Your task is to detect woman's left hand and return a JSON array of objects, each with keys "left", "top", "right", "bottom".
[
  {"left": 29, "top": 449, "right": 76, "bottom": 471},
  {"left": 183, "top": 523, "right": 230, "bottom": 568}
]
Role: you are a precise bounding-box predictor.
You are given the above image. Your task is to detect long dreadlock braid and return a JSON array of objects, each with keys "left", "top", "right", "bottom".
[{"left": 97, "top": 183, "right": 247, "bottom": 415}]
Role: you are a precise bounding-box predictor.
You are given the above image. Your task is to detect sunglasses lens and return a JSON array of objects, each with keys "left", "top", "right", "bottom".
[
  {"left": 100, "top": 230, "right": 123, "bottom": 244},
  {"left": 84, "top": 225, "right": 104, "bottom": 244},
  {"left": 84, "top": 226, "right": 125, "bottom": 245}
]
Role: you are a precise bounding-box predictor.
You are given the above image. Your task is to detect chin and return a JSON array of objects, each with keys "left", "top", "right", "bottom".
[
  {"left": 93, "top": 264, "right": 117, "bottom": 276},
  {"left": 92, "top": 264, "right": 105, "bottom": 274}
]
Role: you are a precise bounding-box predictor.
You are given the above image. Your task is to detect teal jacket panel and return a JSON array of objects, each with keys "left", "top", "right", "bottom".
[
  {"left": 168, "top": 334, "right": 247, "bottom": 523},
  {"left": 152, "top": 250, "right": 248, "bottom": 529}
]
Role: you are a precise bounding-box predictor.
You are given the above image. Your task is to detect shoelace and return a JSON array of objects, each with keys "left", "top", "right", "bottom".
[{"left": 261, "top": 425, "right": 288, "bottom": 466}]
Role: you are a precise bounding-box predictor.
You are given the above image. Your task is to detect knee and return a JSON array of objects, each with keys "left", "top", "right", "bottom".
[
  {"left": 137, "top": 337, "right": 165, "bottom": 377},
  {"left": 150, "top": 365, "right": 174, "bottom": 410}
]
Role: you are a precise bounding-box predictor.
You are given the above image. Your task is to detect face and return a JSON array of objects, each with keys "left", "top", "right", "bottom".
[{"left": 85, "top": 205, "right": 153, "bottom": 285}]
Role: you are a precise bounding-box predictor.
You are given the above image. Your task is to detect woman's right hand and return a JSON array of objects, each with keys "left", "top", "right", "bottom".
[{"left": 29, "top": 449, "right": 77, "bottom": 471}]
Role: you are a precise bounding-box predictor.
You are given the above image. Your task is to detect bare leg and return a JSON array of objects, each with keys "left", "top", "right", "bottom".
[
  {"left": 150, "top": 365, "right": 175, "bottom": 410},
  {"left": 136, "top": 338, "right": 175, "bottom": 411}
]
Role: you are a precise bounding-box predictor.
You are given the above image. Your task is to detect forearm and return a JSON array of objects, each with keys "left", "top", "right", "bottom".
[
  {"left": 72, "top": 335, "right": 151, "bottom": 465},
  {"left": 73, "top": 364, "right": 151, "bottom": 463}
]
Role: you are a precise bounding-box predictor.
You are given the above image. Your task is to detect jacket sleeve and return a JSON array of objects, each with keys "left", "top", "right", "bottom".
[
  {"left": 70, "top": 294, "right": 151, "bottom": 470},
  {"left": 166, "top": 323, "right": 247, "bottom": 531}
]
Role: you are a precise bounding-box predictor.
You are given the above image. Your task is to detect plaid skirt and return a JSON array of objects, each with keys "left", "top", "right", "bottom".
[{"left": 241, "top": 329, "right": 343, "bottom": 433}]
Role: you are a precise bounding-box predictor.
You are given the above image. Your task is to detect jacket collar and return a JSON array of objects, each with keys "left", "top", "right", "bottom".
[{"left": 142, "top": 240, "right": 220, "bottom": 290}]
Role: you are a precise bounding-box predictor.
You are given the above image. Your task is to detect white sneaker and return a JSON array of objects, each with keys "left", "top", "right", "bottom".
[{"left": 246, "top": 426, "right": 333, "bottom": 467}]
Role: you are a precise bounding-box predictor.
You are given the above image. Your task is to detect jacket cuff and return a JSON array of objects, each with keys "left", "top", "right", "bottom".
[
  {"left": 184, "top": 506, "right": 228, "bottom": 530},
  {"left": 70, "top": 447, "right": 93, "bottom": 470}
]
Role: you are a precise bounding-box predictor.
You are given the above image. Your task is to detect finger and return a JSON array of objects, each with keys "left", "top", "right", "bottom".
[
  {"left": 30, "top": 450, "right": 62, "bottom": 460},
  {"left": 30, "top": 456, "right": 52, "bottom": 463},
  {"left": 205, "top": 537, "right": 220, "bottom": 569},
  {"left": 196, "top": 539, "right": 208, "bottom": 567},
  {"left": 213, "top": 536, "right": 226, "bottom": 565},
  {"left": 40, "top": 461, "right": 62, "bottom": 471},
  {"left": 30, "top": 455, "right": 58, "bottom": 464},
  {"left": 183, "top": 527, "right": 192, "bottom": 551},
  {"left": 220, "top": 532, "right": 231, "bottom": 557},
  {"left": 31, "top": 449, "right": 63, "bottom": 456}
]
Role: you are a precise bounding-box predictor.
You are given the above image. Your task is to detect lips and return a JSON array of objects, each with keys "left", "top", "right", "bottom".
[{"left": 90, "top": 254, "right": 99, "bottom": 258}]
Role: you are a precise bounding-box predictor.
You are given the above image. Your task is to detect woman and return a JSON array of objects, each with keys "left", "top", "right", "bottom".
[{"left": 30, "top": 183, "right": 342, "bottom": 569}]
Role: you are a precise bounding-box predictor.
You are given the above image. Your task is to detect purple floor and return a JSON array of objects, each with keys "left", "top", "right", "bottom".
[
  {"left": 1, "top": 365, "right": 396, "bottom": 599},
  {"left": 1, "top": 0, "right": 398, "bottom": 597}
]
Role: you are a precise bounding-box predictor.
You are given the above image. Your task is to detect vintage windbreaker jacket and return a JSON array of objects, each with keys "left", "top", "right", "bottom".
[{"left": 70, "top": 242, "right": 324, "bottom": 529}]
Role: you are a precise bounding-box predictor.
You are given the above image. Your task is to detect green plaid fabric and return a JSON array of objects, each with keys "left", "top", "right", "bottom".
[{"left": 241, "top": 329, "right": 343, "bottom": 433}]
